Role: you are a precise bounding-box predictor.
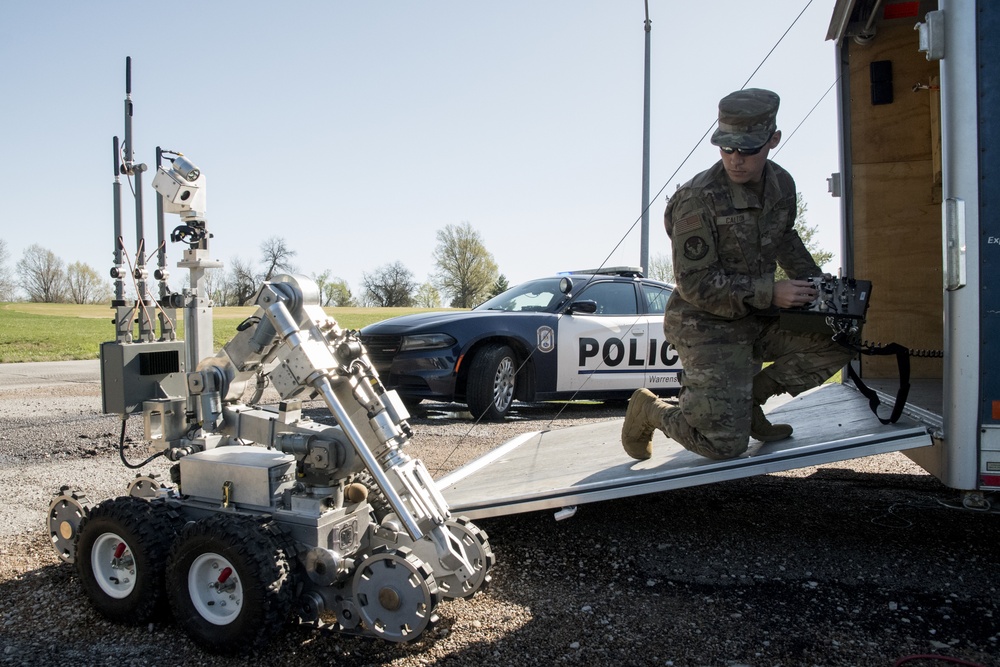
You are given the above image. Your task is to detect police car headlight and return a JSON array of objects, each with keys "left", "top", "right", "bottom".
[{"left": 399, "top": 333, "right": 457, "bottom": 351}]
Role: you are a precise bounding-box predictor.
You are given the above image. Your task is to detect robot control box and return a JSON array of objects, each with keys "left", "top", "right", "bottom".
[{"left": 778, "top": 276, "right": 872, "bottom": 337}]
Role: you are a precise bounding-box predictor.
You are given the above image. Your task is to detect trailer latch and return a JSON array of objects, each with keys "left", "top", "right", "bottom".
[{"left": 915, "top": 11, "right": 944, "bottom": 61}]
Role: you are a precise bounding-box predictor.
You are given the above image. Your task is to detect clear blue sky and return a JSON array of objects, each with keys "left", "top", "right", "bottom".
[{"left": 1, "top": 1, "right": 842, "bottom": 299}]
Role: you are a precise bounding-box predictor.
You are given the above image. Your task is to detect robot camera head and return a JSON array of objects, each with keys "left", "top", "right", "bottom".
[{"left": 152, "top": 154, "right": 206, "bottom": 216}]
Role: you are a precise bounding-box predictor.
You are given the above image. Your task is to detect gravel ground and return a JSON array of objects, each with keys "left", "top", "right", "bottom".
[{"left": 0, "top": 362, "right": 998, "bottom": 667}]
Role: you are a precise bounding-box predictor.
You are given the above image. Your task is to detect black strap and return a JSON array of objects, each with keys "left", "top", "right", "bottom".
[{"left": 840, "top": 340, "right": 911, "bottom": 425}]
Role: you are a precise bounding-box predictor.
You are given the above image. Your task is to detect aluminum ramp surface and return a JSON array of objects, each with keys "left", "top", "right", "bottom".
[{"left": 438, "top": 383, "right": 932, "bottom": 520}]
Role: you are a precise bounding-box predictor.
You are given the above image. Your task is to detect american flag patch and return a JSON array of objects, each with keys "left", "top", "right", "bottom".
[{"left": 674, "top": 214, "right": 702, "bottom": 235}]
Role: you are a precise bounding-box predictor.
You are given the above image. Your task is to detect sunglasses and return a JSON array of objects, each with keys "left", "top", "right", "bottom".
[
  {"left": 719, "top": 143, "right": 767, "bottom": 156},
  {"left": 719, "top": 131, "right": 774, "bottom": 156}
]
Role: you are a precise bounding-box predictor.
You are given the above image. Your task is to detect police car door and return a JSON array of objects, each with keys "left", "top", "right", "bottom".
[{"left": 556, "top": 280, "right": 648, "bottom": 392}]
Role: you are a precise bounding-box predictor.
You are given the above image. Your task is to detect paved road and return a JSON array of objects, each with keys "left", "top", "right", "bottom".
[{"left": 0, "top": 360, "right": 101, "bottom": 389}]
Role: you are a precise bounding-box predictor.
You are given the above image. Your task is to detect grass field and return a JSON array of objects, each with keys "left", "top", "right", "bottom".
[{"left": 0, "top": 303, "right": 457, "bottom": 363}]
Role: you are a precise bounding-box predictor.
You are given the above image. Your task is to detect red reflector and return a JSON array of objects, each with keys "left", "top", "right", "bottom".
[
  {"left": 884, "top": 1, "right": 920, "bottom": 20},
  {"left": 993, "top": 400, "right": 1000, "bottom": 420},
  {"left": 981, "top": 475, "right": 1000, "bottom": 488}
]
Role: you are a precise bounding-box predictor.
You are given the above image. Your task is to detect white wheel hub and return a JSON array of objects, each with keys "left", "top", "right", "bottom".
[
  {"left": 90, "top": 532, "right": 136, "bottom": 599},
  {"left": 187, "top": 552, "right": 244, "bottom": 625}
]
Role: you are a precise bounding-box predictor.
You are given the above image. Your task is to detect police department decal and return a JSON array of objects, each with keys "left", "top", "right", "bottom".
[
  {"left": 536, "top": 326, "right": 555, "bottom": 353},
  {"left": 683, "top": 235, "right": 709, "bottom": 260}
]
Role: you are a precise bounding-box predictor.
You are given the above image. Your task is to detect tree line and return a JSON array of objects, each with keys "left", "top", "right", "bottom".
[
  {"left": 0, "top": 241, "right": 109, "bottom": 304},
  {"left": 0, "top": 222, "right": 509, "bottom": 309}
]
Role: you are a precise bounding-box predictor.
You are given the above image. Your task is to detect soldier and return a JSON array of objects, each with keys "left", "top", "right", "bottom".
[{"left": 622, "top": 88, "right": 853, "bottom": 461}]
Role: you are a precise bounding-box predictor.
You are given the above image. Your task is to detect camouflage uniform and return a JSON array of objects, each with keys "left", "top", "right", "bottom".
[{"left": 648, "top": 89, "right": 853, "bottom": 460}]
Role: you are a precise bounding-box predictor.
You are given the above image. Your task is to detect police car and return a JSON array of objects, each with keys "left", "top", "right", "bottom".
[{"left": 359, "top": 268, "right": 681, "bottom": 420}]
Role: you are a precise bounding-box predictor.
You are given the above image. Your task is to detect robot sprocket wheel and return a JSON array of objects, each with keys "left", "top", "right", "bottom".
[
  {"left": 48, "top": 486, "right": 93, "bottom": 564},
  {"left": 352, "top": 546, "right": 440, "bottom": 642}
]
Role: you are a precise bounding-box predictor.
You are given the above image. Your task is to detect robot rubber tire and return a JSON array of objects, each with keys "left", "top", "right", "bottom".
[
  {"left": 75, "top": 496, "right": 177, "bottom": 624},
  {"left": 165, "top": 513, "right": 296, "bottom": 655}
]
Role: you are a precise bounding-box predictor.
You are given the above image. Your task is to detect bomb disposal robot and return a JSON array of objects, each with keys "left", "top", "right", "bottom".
[{"left": 47, "top": 59, "right": 492, "bottom": 655}]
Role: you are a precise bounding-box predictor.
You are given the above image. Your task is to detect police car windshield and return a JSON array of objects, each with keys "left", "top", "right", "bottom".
[{"left": 475, "top": 278, "right": 564, "bottom": 312}]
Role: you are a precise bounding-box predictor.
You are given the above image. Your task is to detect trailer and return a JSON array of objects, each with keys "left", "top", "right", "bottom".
[{"left": 439, "top": 0, "right": 998, "bottom": 519}]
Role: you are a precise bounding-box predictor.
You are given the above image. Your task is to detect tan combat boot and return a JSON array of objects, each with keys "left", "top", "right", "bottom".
[
  {"left": 621, "top": 388, "right": 671, "bottom": 460},
  {"left": 751, "top": 373, "right": 792, "bottom": 442}
]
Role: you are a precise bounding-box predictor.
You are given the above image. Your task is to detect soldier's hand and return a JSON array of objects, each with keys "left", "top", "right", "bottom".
[{"left": 772, "top": 279, "right": 817, "bottom": 309}]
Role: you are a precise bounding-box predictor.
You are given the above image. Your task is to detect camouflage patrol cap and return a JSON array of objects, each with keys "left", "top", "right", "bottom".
[{"left": 710, "top": 88, "right": 780, "bottom": 150}]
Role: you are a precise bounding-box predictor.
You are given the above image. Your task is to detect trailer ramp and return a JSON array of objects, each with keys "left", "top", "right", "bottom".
[{"left": 438, "top": 383, "right": 932, "bottom": 520}]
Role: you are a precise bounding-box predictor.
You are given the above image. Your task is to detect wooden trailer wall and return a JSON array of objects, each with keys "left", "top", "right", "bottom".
[{"left": 839, "top": 9, "right": 943, "bottom": 379}]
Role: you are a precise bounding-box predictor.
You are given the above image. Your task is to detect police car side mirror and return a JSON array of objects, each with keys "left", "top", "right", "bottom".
[{"left": 567, "top": 300, "right": 598, "bottom": 315}]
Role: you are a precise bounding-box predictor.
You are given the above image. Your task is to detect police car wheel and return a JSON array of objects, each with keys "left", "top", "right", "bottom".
[{"left": 466, "top": 343, "right": 517, "bottom": 421}]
